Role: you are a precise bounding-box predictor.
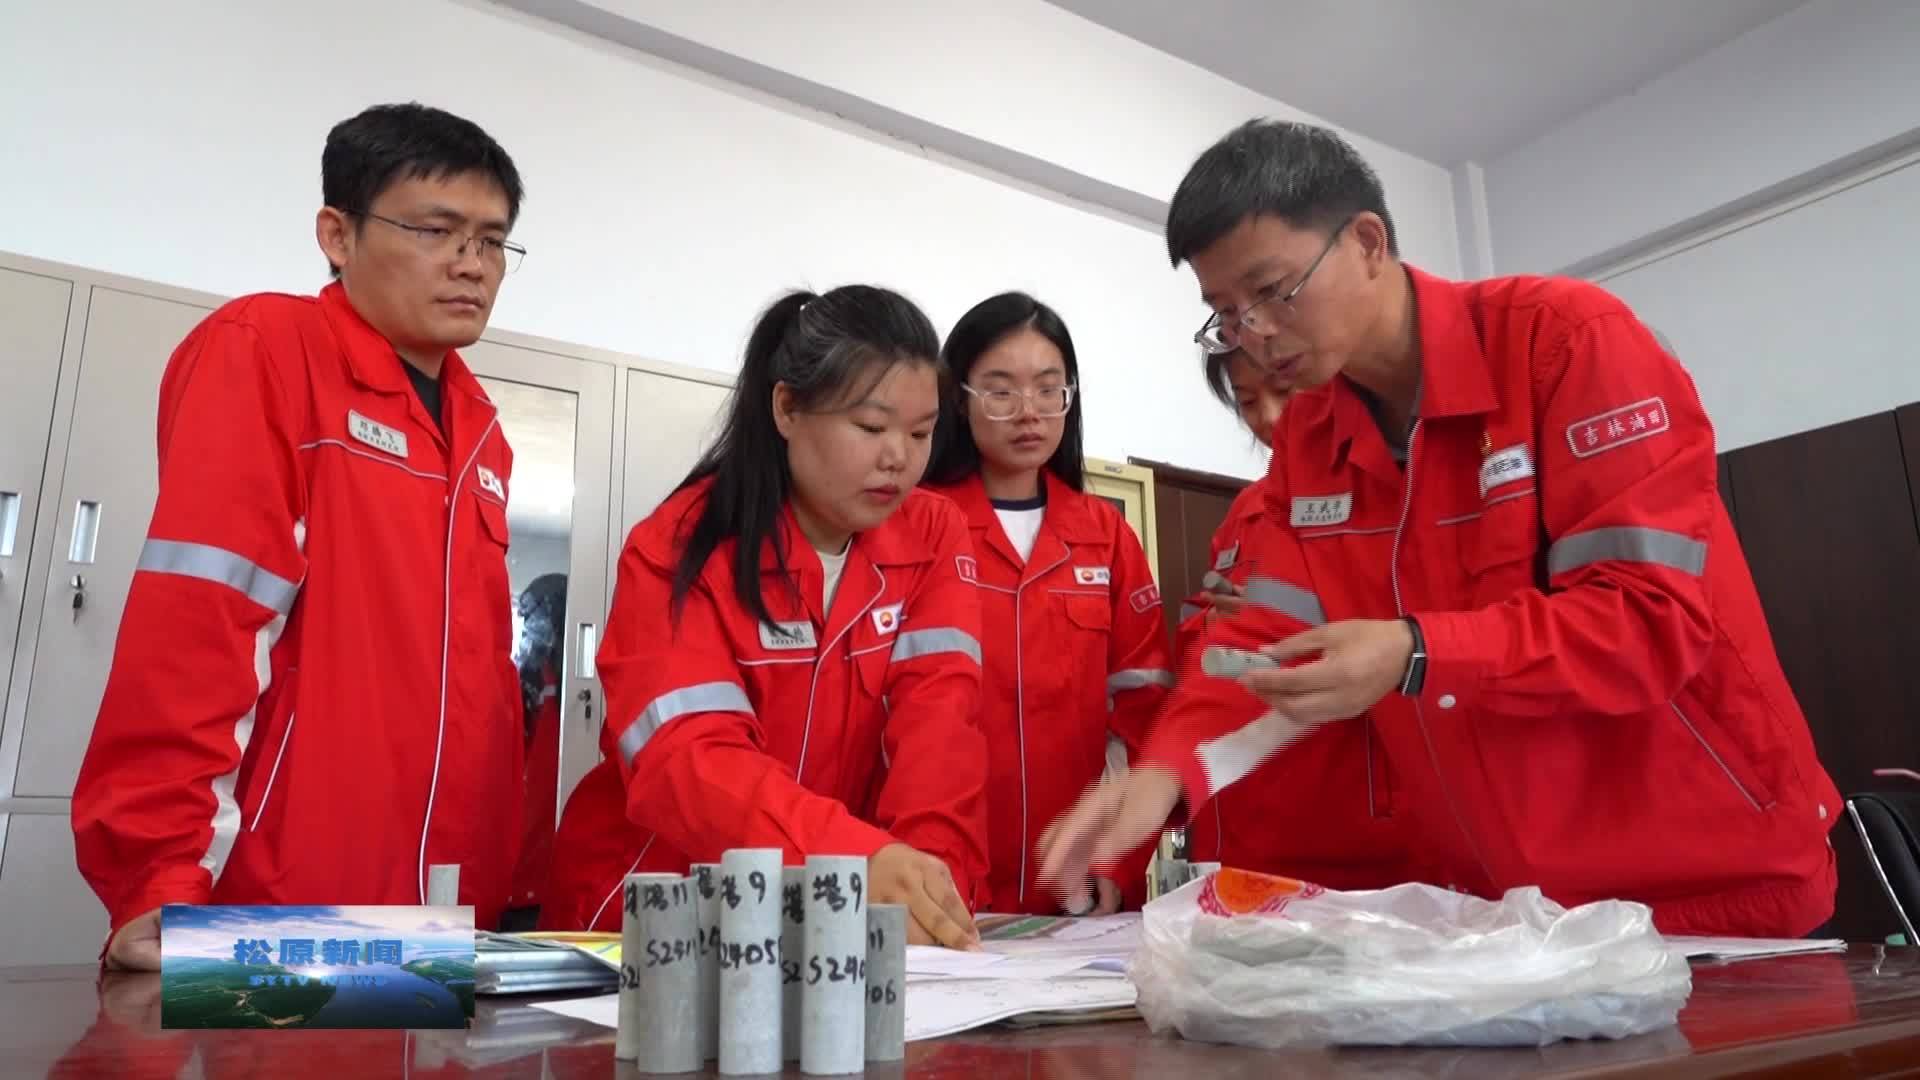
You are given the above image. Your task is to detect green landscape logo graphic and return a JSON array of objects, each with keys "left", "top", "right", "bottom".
[{"left": 160, "top": 905, "right": 475, "bottom": 1029}]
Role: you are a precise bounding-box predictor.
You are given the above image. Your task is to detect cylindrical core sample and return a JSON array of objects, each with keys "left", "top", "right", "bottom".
[
  {"left": 718, "top": 848, "right": 784, "bottom": 1076},
  {"left": 865, "top": 903, "right": 907, "bottom": 1063},
  {"left": 617, "top": 873, "right": 701, "bottom": 1073},
  {"left": 801, "top": 854, "right": 869, "bottom": 1076},
  {"left": 781, "top": 865, "right": 806, "bottom": 1062},
  {"left": 691, "top": 862, "right": 722, "bottom": 1061}
]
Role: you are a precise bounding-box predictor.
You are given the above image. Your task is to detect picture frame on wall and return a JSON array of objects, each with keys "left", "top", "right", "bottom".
[{"left": 1085, "top": 457, "right": 1160, "bottom": 582}]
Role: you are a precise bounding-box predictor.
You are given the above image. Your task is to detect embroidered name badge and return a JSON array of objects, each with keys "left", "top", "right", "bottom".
[
  {"left": 871, "top": 603, "right": 903, "bottom": 635},
  {"left": 1214, "top": 543, "right": 1239, "bottom": 571},
  {"left": 347, "top": 410, "right": 408, "bottom": 459},
  {"left": 955, "top": 555, "right": 979, "bottom": 584},
  {"left": 1074, "top": 566, "right": 1112, "bottom": 586},
  {"left": 476, "top": 465, "right": 507, "bottom": 501},
  {"left": 1129, "top": 583, "right": 1161, "bottom": 614},
  {"left": 758, "top": 621, "right": 817, "bottom": 650},
  {"left": 1478, "top": 444, "right": 1535, "bottom": 496},
  {"left": 1290, "top": 493, "right": 1353, "bottom": 528},
  {"left": 1567, "top": 397, "right": 1670, "bottom": 459}
]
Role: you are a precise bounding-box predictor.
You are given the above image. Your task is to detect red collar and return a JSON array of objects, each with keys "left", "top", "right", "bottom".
[
  {"left": 1291, "top": 264, "right": 1499, "bottom": 474},
  {"left": 317, "top": 281, "right": 490, "bottom": 409}
]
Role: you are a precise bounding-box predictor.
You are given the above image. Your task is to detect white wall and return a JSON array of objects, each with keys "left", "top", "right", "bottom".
[
  {"left": 1482, "top": 0, "right": 1920, "bottom": 276},
  {"left": 529, "top": 0, "right": 1464, "bottom": 277},
  {"left": 1597, "top": 153, "right": 1920, "bottom": 453},
  {"left": 0, "top": 0, "right": 1460, "bottom": 482},
  {"left": 1472, "top": 0, "right": 1920, "bottom": 452}
]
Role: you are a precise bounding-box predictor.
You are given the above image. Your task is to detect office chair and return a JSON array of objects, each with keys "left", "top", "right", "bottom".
[{"left": 1845, "top": 778, "right": 1920, "bottom": 945}]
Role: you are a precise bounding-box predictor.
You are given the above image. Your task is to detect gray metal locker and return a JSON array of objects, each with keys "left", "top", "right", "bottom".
[
  {"left": 0, "top": 267, "right": 74, "bottom": 753},
  {"left": 620, "top": 368, "right": 730, "bottom": 533},
  {"left": 454, "top": 335, "right": 620, "bottom": 856},
  {"left": 0, "top": 814, "right": 106, "bottom": 966},
  {"left": 12, "top": 286, "right": 212, "bottom": 799}
]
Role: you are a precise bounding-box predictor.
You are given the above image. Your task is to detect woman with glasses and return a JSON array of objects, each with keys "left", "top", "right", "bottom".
[
  {"left": 542, "top": 286, "right": 989, "bottom": 948},
  {"left": 1172, "top": 350, "right": 1420, "bottom": 890},
  {"left": 923, "top": 292, "right": 1172, "bottom": 916}
]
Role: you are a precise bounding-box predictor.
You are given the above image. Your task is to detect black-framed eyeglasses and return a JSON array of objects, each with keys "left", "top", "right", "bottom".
[
  {"left": 1194, "top": 216, "right": 1352, "bottom": 355},
  {"left": 345, "top": 209, "right": 527, "bottom": 274},
  {"left": 964, "top": 382, "right": 1076, "bottom": 421}
]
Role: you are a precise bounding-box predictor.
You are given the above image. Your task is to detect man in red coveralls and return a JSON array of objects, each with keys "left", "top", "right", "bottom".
[
  {"left": 1041, "top": 120, "right": 1840, "bottom": 937},
  {"left": 73, "top": 103, "right": 530, "bottom": 968}
]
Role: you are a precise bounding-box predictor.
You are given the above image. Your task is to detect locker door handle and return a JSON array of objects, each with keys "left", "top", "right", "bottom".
[
  {"left": 0, "top": 490, "right": 20, "bottom": 573},
  {"left": 70, "top": 574, "right": 87, "bottom": 616},
  {"left": 575, "top": 622, "right": 598, "bottom": 679},
  {"left": 577, "top": 688, "right": 596, "bottom": 729}
]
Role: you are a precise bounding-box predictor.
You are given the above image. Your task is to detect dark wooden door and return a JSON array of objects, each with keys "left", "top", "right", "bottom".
[
  {"left": 1131, "top": 458, "right": 1249, "bottom": 642},
  {"left": 1722, "top": 409, "right": 1920, "bottom": 942}
]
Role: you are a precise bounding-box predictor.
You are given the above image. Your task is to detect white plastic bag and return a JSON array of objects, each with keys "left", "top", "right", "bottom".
[{"left": 1129, "top": 872, "right": 1691, "bottom": 1048}]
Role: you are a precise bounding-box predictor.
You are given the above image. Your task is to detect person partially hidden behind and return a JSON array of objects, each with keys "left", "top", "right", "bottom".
[
  {"left": 1039, "top": 120, "right": 1840, "bottom": 937},
  {"left": 72, "top": 102, "right": 530, "bottom": 969}
]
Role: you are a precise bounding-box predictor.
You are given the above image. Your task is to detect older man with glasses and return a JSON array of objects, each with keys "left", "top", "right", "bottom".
[
  {"left": 1039, "top": 120, "right": 1839, "bottom": 939},
  {"left": 73, "top": 103, "right": 531, "bottom": 968}
]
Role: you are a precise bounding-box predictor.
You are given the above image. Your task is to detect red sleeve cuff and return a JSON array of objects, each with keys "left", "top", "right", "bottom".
[
  {"left": 101, "top": 868, "right": 212, "bottom": 964},
  {"left": 112, "top": 869, "right": 210, "bottom": 933},
  {"left": 810, "top": 816, "right": 898, "bottom": 863},
  {"left": 1410, "top": 608, "right": 1496, "bottom": 711}
]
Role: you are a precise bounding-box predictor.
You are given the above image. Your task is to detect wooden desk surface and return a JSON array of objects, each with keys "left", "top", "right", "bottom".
[{"left": 11, "top": 946, "right": 1920, "bottom": 1079}]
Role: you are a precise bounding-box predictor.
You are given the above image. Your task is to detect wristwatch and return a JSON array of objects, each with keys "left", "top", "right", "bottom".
[{"left": 1398, "top": 615, "right": 1428, "bottom": 697}]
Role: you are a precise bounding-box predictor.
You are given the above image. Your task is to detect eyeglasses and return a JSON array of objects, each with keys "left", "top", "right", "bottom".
[
  {"left": 1194, "top": 216, "right": 1351, "bottom": 355},
  {"left": 347, "top": 209, "right": 527, "bottom": 274},
  {"left": 964, "top": 383, "right": 1076, "bottom": 421}
]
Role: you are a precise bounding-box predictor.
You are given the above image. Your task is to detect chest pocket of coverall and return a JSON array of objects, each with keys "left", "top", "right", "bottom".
[
  {"left": 1045, "top": 590, "right": 1112, "bottom": 776},
  {"left": 473, "top": 496, "right": 514, "bottom": 656},
  {"left": 1459, "top": 487, "right": 1544, "bottom": 608}
]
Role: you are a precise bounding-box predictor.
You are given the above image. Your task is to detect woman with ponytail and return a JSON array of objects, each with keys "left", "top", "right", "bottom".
[{"left": 544, "top": 287, "right": 989, "bottom": 948}]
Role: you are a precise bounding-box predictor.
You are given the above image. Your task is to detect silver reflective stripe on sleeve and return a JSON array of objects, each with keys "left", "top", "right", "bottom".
[
  {"left": 1178, "top": 602, "right": 1203, "bottom": 622},
  {"left": 1196, "top": 710, "right": 1317, "bottom": 798},
  {"left": 889, "top": 626, "right": 983, "bottom": 666},
  {"left": 617, "top": 681, "right": 754, "bottom": 766},
  {"left": 1107, "top": 669, "right": 1173, "bottom": 695},
  {"left": 1243, "top": 576, "right": 1327, "bottom": 626},
  {"left": 1547, "top": 526, "right": 1707, "bottom": 577},
  {"left": 137, "top": 538, "right": 299, "bottom": 614}
]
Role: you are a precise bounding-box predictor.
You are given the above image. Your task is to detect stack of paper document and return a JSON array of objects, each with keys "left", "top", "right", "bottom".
[
  {"left": 897, "top": 913, "right": 1143, "bottom": 1039},
  {"left": 475, "top": 931, "right": 619, "bottom": 995},
  {"left": 1668, "top": 936, "right": 1847, "bottom": 963}
]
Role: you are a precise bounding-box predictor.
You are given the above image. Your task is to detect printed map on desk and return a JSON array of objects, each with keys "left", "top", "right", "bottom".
[{"left": 976, "top": 912, "right": 1141, "bottom": 958}]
